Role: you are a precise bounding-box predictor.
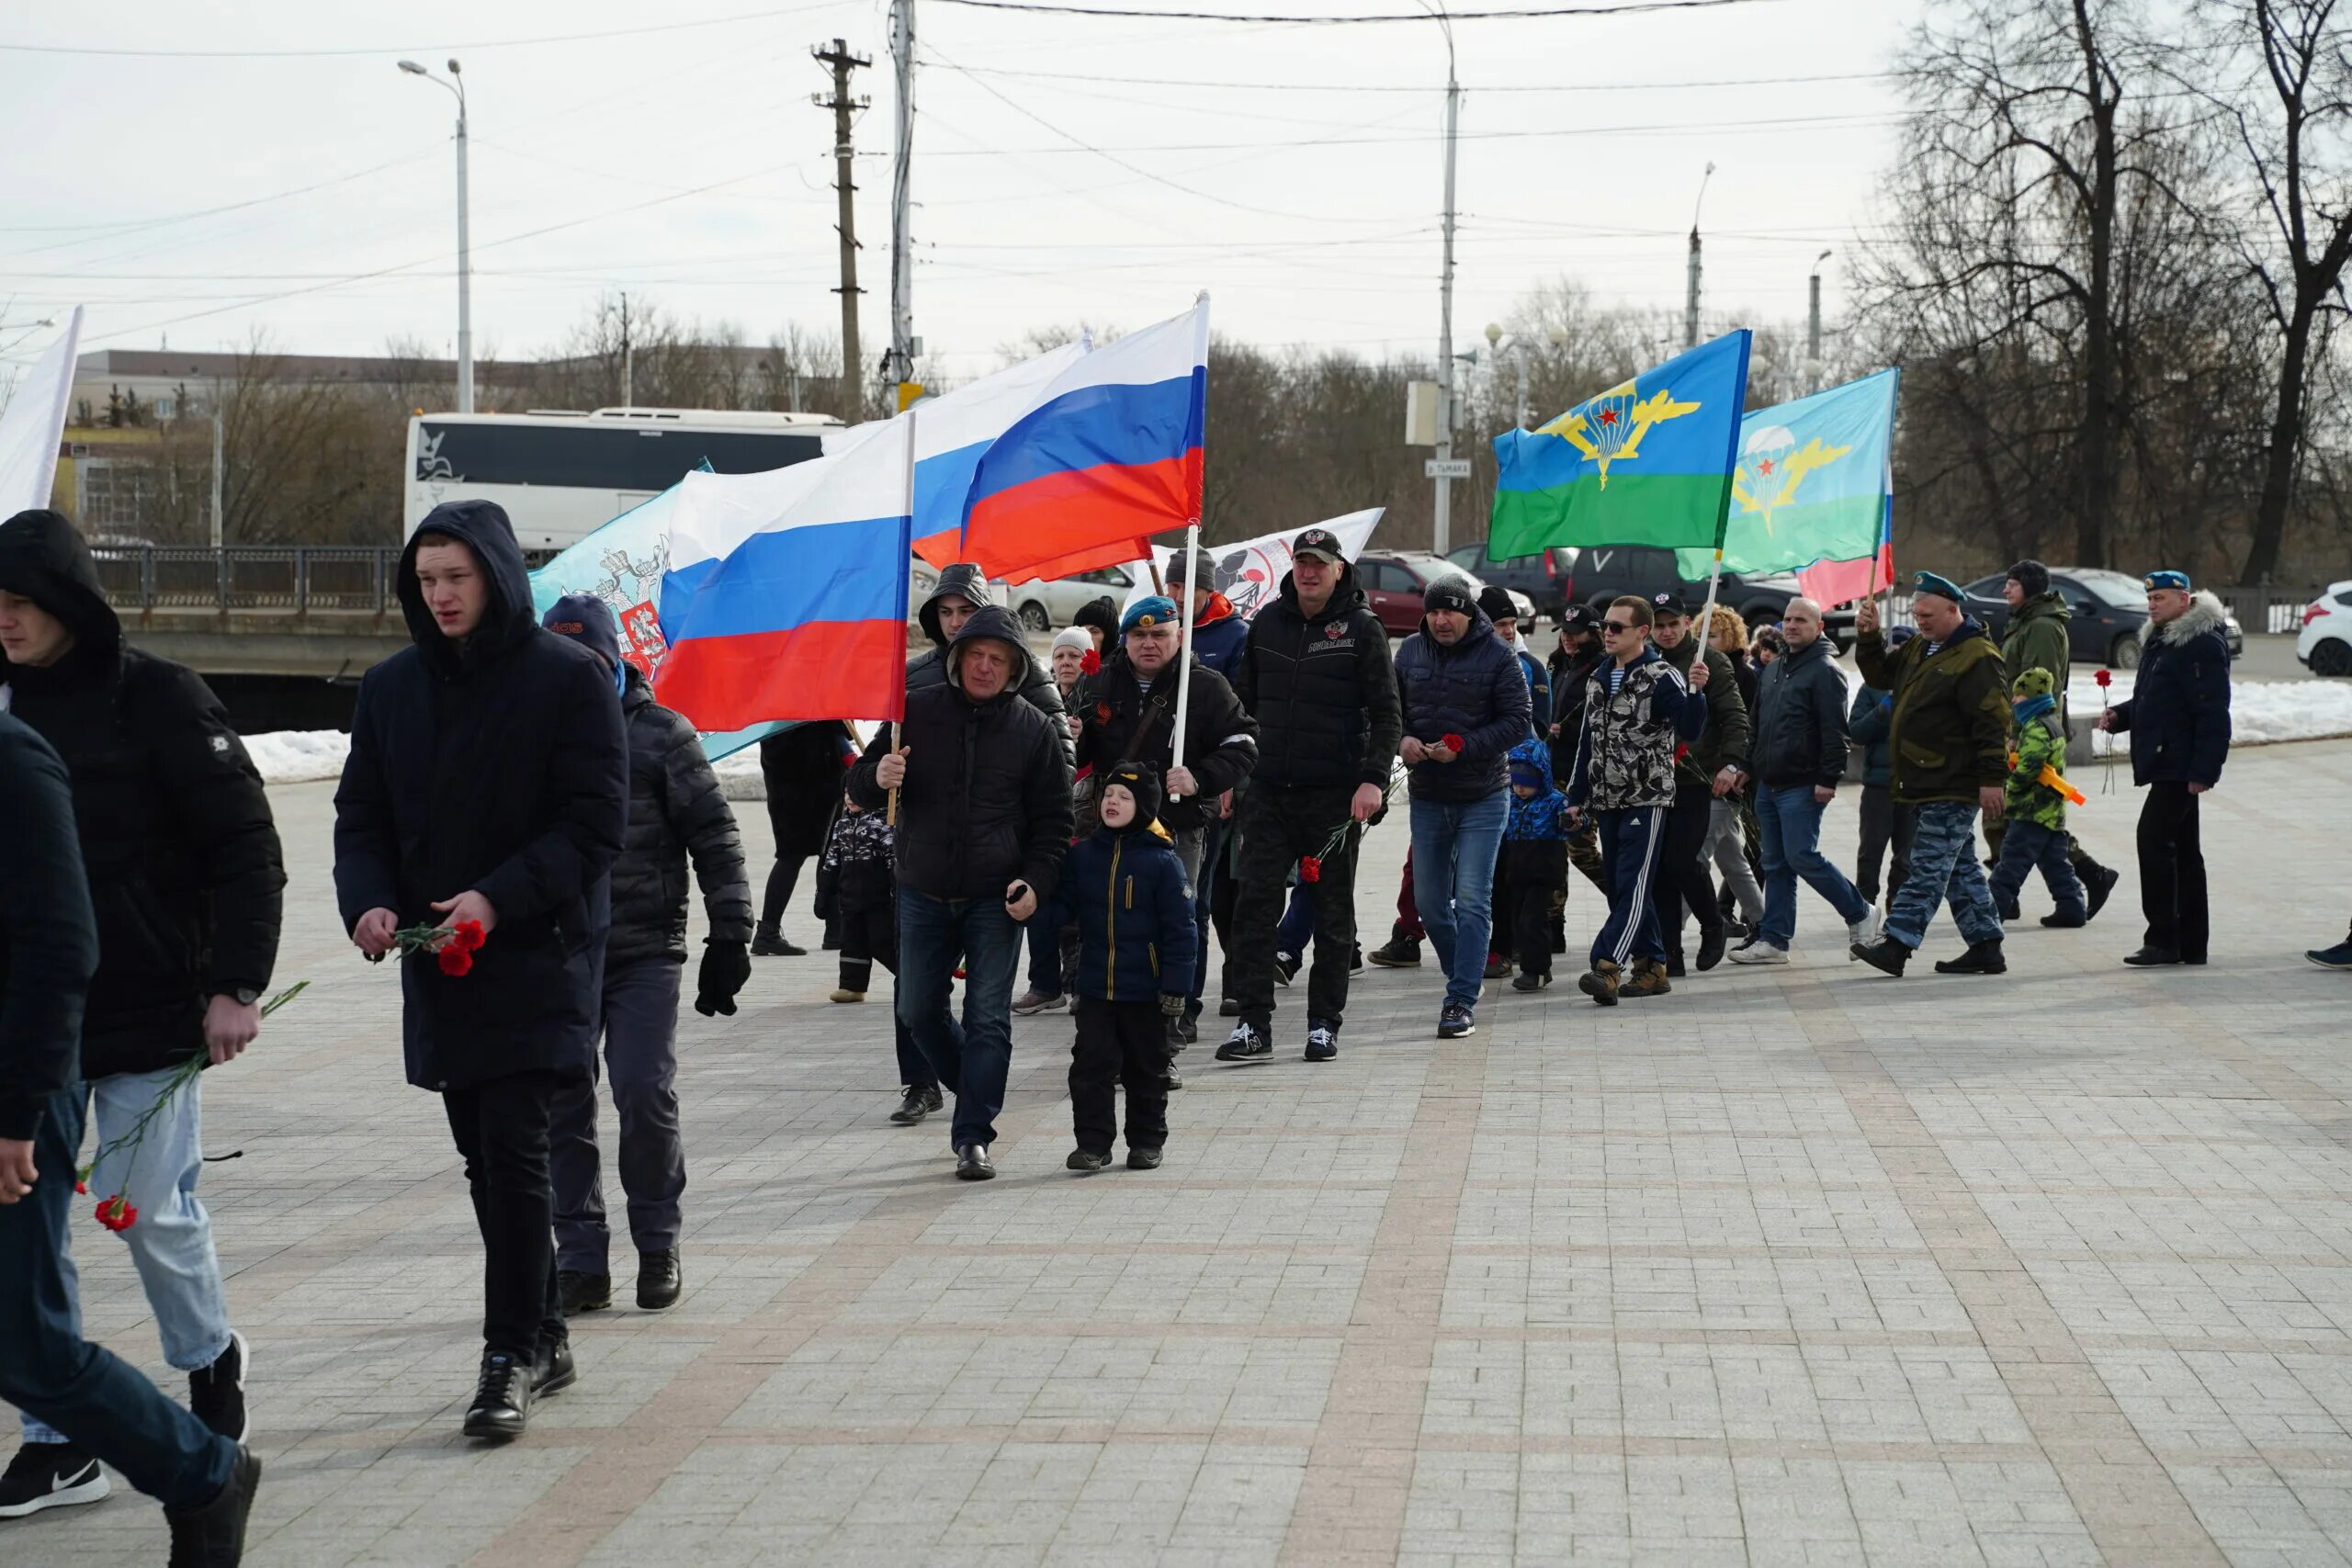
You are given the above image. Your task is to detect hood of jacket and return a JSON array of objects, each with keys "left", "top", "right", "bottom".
[
  {"left": 1193, "top": 590, "right": 1238, "bottom": 628},
  {"left": 1273, "top": 557, "right": 1367, "bottom": 622},
  {"left": 2152, "top": 591, "right": 2229, "bottom": 648},
  {"left": 0, "top": 508, "right": 122, "bottom": 678},
  {"left": 919, "top": 562, "right": 996, "bottom": 649},
  {"left": 400, "top": 500, "right": 539, "bottom": 677},
  {"left": 2012, "top": 591, "right": 2071, "bottom": 630},
  {"left": 944, "top": 603, "right": 1039, "bottom": 699},
  {"left": 620, "top": 658, "right": 655, "bottom": 714}
]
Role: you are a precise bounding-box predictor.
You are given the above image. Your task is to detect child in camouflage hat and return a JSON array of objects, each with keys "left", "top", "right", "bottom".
[{"left": 1989, "top": 667, "right": 2088, "bottom": 927}]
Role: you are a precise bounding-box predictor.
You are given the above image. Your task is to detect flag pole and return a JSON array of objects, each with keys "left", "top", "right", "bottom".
[
  {"left": 1168, "top": 522, "right": 1200, "bottom": 799},
  {"left": 888, "top": 400, "right": 920, "bottom": 829}
]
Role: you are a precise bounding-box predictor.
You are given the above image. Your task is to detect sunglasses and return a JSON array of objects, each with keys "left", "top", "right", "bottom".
[{"left": 1601, "top": 620, "right": 1635, "bottom": 634}]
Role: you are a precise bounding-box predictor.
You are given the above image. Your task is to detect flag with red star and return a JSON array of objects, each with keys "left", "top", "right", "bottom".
[{"left": 1489, "top": 331, "right": 1750, "bottom": 559}]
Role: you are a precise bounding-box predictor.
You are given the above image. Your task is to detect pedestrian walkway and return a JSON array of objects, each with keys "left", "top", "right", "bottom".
[{"left": 17, "top": 738, "right": 2352, "bottom": 1567}]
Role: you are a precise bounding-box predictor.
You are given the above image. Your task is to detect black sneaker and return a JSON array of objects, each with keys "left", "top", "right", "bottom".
[
  {"left": 889, "top": 1083, "right": 941, "bottom": 1125},
  {"left": 2085, "top": 863, "right": 2120, "bottom": 920},
  {"left": 956, "top": 1145, "right": 996, "bottom": 1180},
  {"left": 1933, "top": 939, "right": 2007, "bottom": 975},
  {"left": 749, "top": 930, "right": 805, "bottom": 957},
  {"left": 1305, "top": 1021, "right": 1340, "bottom": 1062},
  {"left": 558, "top": 1269, "right": 612, "bottom": 1316},
  {"left": 1510, "top": 971, "right": 1550, "bottom": 992},
  {"left": 1367, "top": 934, "right": 1421, "bottom": 968},
  {"left": 1216, "top": 1022, "right": 1272, "bottom": 1062},
  {"left": 2040, "top": 909, "right": 2086, "bottom": 929},
  {"left": 532, "top": 1336, "right": 578, "bottom": 1397},
  {"left": 638, "top": 1249, "right": 684, "bottom": 1311},
  {"left": 462, "top": 1350, "right": 532, "bottom": 1440},
  {"left": 1126, "top": 1147, "right": 1163, "bottom": 1170},
  {"left": 188, "top": 1332, "right": 249, "bottom": 1443},
  {"left": 2122, "top": 945, "right": 2184, "bottom": 966},
  {"left": 1437, "top": 1003, "right": 1476, "bottom": 1039},
  {"left": 0, "top": 1442, "right": 109, "bottom": 1518},
  {"left": 1851, "top": 935, "right": 1912, "bottom": 976},
  {"left": 1273, "top": 952, "right": 1299, "bottom": 987},
  {"left": 1067, "top": 1147, "right": 1112, "bottom": 1172},
  {"left": 164, "top": 1444, "right": 259, "bottom": 1567}
]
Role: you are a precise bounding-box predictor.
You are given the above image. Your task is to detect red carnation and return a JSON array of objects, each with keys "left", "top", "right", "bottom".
[
  {"left": 1080, "top": 649, "right": 1101, "bottom": 675},
  {"left": 74, "top": 1179, "right": 87, "bottom": 1195},
  {"left": 94, "top": 1194, "right": 137, "bottom": 1232},
  {"left": 437, "top": 943, "right": 474, "bottom": 977},
  {"left": 1441, "top": 733, "right": 1464, "bottom": 753},
  {"left": 1300, "top": 856, "right": 1322, "bottom": 884},
  {"left": 2094, "top": 668, "right": 2112, "bottom": 688},
  {"left": 452, "top": 919, "right": 487, "bottom": 953}
]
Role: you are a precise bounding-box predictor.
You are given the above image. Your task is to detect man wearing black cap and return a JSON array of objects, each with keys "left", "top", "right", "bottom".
[
  {"left": 1219, "top": 528, "right": 1401, "bottom": 1064},
  {"left": 1996, "top": 560, "right": 2120, "bottom": 920},
  {"left": 1646, "top": 592, "right": 1748, "bottom": 976},
  {"left": 1849, "top": 572, "right": 2010, "bottom": 978},
  {"left": 538, "top": 596, "right": 752, "bottom": 1318}
]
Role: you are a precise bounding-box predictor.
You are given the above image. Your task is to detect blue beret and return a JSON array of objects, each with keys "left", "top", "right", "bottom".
[
  {"left": 1911, "top": 570, "right": 1964, "bottom": 604},
  {"left": 2144, "top": 570, "right": 2190, "bottom": 592},
  {"left": 1122, "top": 595, "right": 1179, "bottom": 634}
]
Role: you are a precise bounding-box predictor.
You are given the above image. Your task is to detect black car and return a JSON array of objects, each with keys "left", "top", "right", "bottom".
[
  {"left": 1953, "top": 567, "right": 2235, "bottom": 669},
  {"left": 1559, "top": 544, "right": 1805, "bottom": 633},
  {"left": 1442, "top": 541, "right": 1571, "bottom": 618}
]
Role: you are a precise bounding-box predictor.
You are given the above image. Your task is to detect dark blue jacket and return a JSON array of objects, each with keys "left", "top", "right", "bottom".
[
  {"left": 1188, "top": 594, "right": 1251, "bottom": 682},
  {"left": 2109, "top": 594, "right": 2232, "bottom": 787},
  {"left": 1512, "top": 646, "right": 1552, "bottom": 745},
  {"left": 1041, "top": 822, "right": 1199, "bottom": 1001},
  {"left": 1394, "top": 605, "right": 1532, "bottom": 804},
  {"left": 0, "top": 716, "right": 98, "bottom": 1142},
  {"left": 1504, "top": 738, "right": 1567, "bottom": 842},
  {"left": 1849, "top": 684, "right": 1894, "bottom": 790},
  {"left": 334, "top": 500, "right": 629, "bottom": 1092}
]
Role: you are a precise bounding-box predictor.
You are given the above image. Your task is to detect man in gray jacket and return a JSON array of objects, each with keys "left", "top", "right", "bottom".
[{"left": 541, "top": 597, "right": 753, "bottom": 1317}]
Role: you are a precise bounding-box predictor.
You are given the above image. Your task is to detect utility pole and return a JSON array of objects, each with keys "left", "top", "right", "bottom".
[
  {"left": 814, "top": 39, "right": 870, "bottom": 422},
  {"left": 1684, "top": 161, "right": 1713, "bottom": 350},
  {"left": 1432, "top": 18, "right": 1460, "bottom": 556},
  {"left": 888, "top": 0, "right": 919, "bottom": 410},
  {"left": 209, "top": 407, "right": 224, "bottom": 551},
  {"left": 1806, "top": 248, "right": 1831, "bottom": 394},
  {"left": 619, "top": 291, "right": 633, "bottom": 408}
]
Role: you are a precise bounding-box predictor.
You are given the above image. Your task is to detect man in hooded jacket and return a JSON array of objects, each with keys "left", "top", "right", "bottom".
[
  {"left": 334, "top": 500, "right": 628, "bottom": 1440},
  {"left": 850, "top": 605, "right": 1073, "bottom": 1181},
  {"left": 907, "top": 562, "right": 1069, "bottom": 752},
  {"left": 0, "top": 507, "right": 284, "bottom": 1506}
]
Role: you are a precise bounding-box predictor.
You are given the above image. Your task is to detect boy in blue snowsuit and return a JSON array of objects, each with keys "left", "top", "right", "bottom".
[
  {"left": 1038, "top": 761, "right": 1198, "bottom": 1173},
  {"left": 1499, "top": 737, "right": 1569, "bottom": 990}
]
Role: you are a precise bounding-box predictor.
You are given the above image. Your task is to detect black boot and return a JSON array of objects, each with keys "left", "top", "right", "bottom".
[
  {"left": 1367, "top": 924, "right": 1421, "bottom": 967},
  {"left": 461, "top": 1350, "right": 532, "bottom": 1440},
  {"left": 558, "top": 1269, "right": 612, "bottom": 1316},
  {"left": 638, "top": 1248, "right": 684, "bottom": 1310},
  {"left": 1851, "top": 935, "right": 1912, "bottom": 976},
  {"left": 1933, "top": 938, "right": 2007, "bottom": 975},
  {"left": 2083, "top": 861, "right": 2120, "bottom": 920},
  {"left": 751, "top": 927, "right": 805, "bottom": 957},
  {"left": 164, "top": 1446, "right": 261, "bottom": 1568}
]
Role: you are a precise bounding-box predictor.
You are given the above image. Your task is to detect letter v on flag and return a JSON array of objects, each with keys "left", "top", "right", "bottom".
[
  {"left": 653, "top": 413, "right": 915, "bottom": 731},
  {"left": 956, "top": 298, "right": 1208, "bottom": 581},
  {"left": 1489, "top": 330, "right": 1750, "bottom": 558}
]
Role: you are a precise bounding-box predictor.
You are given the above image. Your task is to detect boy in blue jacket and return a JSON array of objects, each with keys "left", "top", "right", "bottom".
[
  {"left": 1039, "top": 761, "right": 1199, "bottom": 1172},
  {"left": 1499, "top": 738, "right": 1569, "bottom": 991}
]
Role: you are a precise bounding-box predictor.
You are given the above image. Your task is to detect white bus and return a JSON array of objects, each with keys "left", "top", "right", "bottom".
[{"left": 404, "top": 407, "right": 842, "bottom": 550}]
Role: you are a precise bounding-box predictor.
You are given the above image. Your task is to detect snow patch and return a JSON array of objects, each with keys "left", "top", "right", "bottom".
[{"left": 244, "top": 729, "right": 350, "bottom": 784}]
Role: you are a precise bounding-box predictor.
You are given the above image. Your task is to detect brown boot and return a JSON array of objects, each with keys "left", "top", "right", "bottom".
[
  {"left": 1577, "top": 959, "right": 1621, "bottom": 1007},
  {"left": 1619, "top": 959, "right": 1672, "bottom": 998}
]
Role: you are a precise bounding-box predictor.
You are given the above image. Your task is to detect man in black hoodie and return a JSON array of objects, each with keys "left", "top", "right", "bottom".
[
  {"left": 849, "top": 604, "right": 1072, "bottom": 1180},
  {"left": 539, "top": 596, "right": 752, "bottom": 1320},
  {"left": 1217, "top": 528, "right": 1402, "bottom": 1065},
  {"left": 0, "top": 507, "right": 283, "bottom": 1505},
  {"left": 0, "top": 713, "right": 261, "bottom": 1560},
  {"left": 334, "top": 501, "right": 628, "bottom": 1439},
  {"left": 906, "top": 562, "right": 1069, "bottom": 750}
]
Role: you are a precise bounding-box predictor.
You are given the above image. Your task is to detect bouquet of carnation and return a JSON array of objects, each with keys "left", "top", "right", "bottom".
[{"left": 371, "top": 919, "right": 487, "bottom": 976}]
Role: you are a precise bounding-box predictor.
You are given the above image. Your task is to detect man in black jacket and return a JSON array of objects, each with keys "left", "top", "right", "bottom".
[
  {"left": 1725, "top": 597, "right": 1877, "bottom": 965},
  {"left": 540, "top": 597, "right": 752, "bottom": 1319},
  {"left": 850, "top": 605, "right": 1073, "bottom": 1180},
  {"left": 907, "top": 562, "right": 1069, "bottom": 751},
  {"left": 334, "top": 501, "right": 628, "bottom": 1439},
  {"left": 1069, "top": 595, "right": 1259, "bottom": 1073},
  {"left": 1649, "top": 592, "right": 1748, "bottom": 975},
  {"left": 0, "top": 507, "right": 283, "bottom": 1499},
  {"left": 0, "top": 714, "right": 262, "bottom": 1558},
  {"left": 1218, "top": 528, "right": 1402, "bottom": 1065}
]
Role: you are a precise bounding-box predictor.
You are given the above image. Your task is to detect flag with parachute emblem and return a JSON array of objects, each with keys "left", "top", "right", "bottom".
[
  {"left": 1672, "top": 368, "right": 1896, "bottom": 584},
  {"left": 1489, "top": 330, "right": 1750, "bottom": 559}
]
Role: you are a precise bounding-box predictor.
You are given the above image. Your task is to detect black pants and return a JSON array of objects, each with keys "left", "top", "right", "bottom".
[
  {"left": 760, "top": 853, "right": 809, "bottom": 932},
  {"left": 837, "top": 901, "right": 933, "bottom": 1089},
  {"left": 1070, "top": 997, "right": 1170, "bottom": 1155},
  {"left": 443, "top": 1069, "right": 571, "bottom": 1359},
  {"left": 1231, "top": 784, "right": 1359, "bottom": 1031},
  {"left": 1652, "top": 780, "right": 1721, "bottom": 955},
  {"left": 2138, "top": 782, "right": 2209, "bottom": 960},
  {"left": 1500, "top": 841, "right": 1566, "bottom": 977},
  {"left": 1856, "top": 785, "right": 1917, "bottom": 905},
  {"left": 550, "top": 958, "right": 686, "bottom": 1273}
]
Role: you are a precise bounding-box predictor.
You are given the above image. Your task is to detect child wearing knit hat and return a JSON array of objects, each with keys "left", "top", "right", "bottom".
[{"left": 1988, "top": 667, "right": 2088, "bottom": 927}]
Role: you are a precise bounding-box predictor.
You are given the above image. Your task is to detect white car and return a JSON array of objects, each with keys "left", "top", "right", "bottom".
[
  {"left": 2298, "top": 580, "right": 2352, "bottom": 677},
  {"left": 1000, "top": 564, "right": 1145, "bottom": 632}
]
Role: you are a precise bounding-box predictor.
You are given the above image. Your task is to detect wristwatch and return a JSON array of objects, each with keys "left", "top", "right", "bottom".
[{"left": 230, "top": 987, "right": 261, "bottom": 1007}]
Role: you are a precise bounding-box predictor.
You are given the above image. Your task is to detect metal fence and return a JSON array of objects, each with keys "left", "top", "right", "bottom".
[{"left": 92, "top": 547, "right": 402, "bottom": 615}]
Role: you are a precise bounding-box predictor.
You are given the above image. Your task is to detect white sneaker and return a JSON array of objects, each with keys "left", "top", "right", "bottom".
[
  {"left": 1849, "top": 908, "right": 1882, "bottom": 945},
  {"left": 1729, "top": 942, "right": 1790, "bottom": 965}
]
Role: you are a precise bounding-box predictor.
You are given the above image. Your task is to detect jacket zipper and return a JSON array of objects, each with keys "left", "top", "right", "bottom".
[{"left": 1104, "top": 838, "right": 1124, "bottom": 999}]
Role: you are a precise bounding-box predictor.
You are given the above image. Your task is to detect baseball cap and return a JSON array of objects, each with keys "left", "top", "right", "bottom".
[
  {"left": 1290, "top": 527, "right": 1343, "bottom": 563},
  {"left": 1650, "top": 591, "right": 1689, "bottom": 619}
]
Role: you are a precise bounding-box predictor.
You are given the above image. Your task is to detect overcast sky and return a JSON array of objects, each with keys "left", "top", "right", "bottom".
[{"left": 2, "top": 0, "right": 1923, "bottom": 388}]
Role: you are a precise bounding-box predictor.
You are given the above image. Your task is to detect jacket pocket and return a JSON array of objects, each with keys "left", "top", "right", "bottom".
[{"left": 1897, "top": 739, "right": 1948, "bottom": 771}]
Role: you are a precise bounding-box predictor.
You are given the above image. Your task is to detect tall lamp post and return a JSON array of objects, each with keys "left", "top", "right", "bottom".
[
  {"left": 1806, "top": 249, "right": 1833, "bottom": 394},
  {"left": 399, "top": 58, "right": 472, "bottom": 414}
]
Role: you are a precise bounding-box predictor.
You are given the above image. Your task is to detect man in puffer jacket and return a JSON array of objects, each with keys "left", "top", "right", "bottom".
[
  {"left": 906, "top": 562, "right": 1069, "bottom": 755},
  {"left": 2098, "top": 572, "right": 2233, "bottom": 967},
  {"left": 539, "top": 597, "right": 752, "bottom": 1320}
]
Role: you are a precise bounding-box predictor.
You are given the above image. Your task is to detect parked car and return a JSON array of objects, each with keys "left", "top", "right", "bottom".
[
  {"left": 1958, "top": 567, "right": 2242, "bottom": 669},
  {"left": 1442, "top": 541, "right": 1572, "bottom": 617},
  {"left": 1557, "top": 544, "right": 1806, "bottom": 633},
  {"left": 1357, "top": 551, "right": 1530, "bottom": 637},
  {"left": 999, "top": 563, "right": 1143, "bottom": 631},
  {"left": 2299, "top": 580, "right": 2352, "bottom": 676}
]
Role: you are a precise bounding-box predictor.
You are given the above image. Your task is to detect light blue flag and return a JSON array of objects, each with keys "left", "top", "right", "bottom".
[{"left": 1672, "top": 369, "right": 1899, "bottom": 581}]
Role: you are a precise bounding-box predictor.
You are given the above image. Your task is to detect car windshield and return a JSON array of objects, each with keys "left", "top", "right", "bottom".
[{"left": 2070, "top": 570, "right": 2147, "bottom": 607}]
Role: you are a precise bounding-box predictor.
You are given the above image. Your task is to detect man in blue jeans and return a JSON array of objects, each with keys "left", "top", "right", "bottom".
[
  {"left": 850, "top": 604, "right": 1072, "bottom": 1179},
  {"left": 1728, "top": 598, "right": 1880, "bottom": 964},
  {"left": 0, "top": 712, "right": 260, "bottom": 1557},
  {"left": 1393, "top": 578, "right": 1530, "bottom": 1038}
]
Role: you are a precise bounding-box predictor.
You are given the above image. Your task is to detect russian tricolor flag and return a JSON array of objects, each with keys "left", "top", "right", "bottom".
[
  {"left": 957, "top": 298, "right": 1208, "bottom": 582},
  {"left": 653, "top": 416, "right": 913, "bottom": 730}
]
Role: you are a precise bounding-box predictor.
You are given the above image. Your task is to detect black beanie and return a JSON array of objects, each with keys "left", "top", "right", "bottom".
[
  {"left": 2007, "top": 558, "right": 2050, "bottom": 599},
  {"left": 1099, "top": 759, "right": 1163, "bottom": 829}
]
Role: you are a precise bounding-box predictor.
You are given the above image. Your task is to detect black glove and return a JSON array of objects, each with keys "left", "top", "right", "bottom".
[
  {"left": 1159, "top": 993, "right": 1187, "bottom": 1019},
  {"left": 695, "top": 939, "right": 752, "bottom": 1018}
]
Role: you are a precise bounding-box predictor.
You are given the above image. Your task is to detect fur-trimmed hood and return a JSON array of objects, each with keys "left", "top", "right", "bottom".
[{"left": 2151, "top": 591, "right": 2228, "bottom": 648}]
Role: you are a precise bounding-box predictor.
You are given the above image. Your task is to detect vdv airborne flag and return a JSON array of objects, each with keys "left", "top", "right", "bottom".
[
  {"left": 1671, "top": 367, "right": 1897, "bottom": 581},
  {"left": 1489, "top": 330, "right": 1750, "bottom": 559}
]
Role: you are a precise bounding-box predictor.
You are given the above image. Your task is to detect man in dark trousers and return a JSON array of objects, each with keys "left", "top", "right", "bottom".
[
  {"left": 2098, "top": 571, "right": 2232, "bottom": 967},
  {"left": 1647, "top": 592, "right": 1747, "bottom": 976},
  {"left": 540, "top": 597, "right": 752, "bottom": 1319},
  {"left": 1074, "top": 594, "right": 1258, "bottom": 1079},
  {"left": 334, "top": 501, "right": 628, "bottom": 1439},
  {"left": 0, "top": 713, "right": 261, "bottom": 1561},
  {"left": 849, "top": 605, "right": 1073, "bottom": 1181},
  {"left": 1218, "top": 527, "right": 1401, "bottom": 1066},
  {"left": 0, "top": 507, "right": 284, "bottom": 1508}
]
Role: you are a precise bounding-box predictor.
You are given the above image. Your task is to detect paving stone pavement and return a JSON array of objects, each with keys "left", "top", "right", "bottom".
[{"left": 12, "top": 736, "right": 2352, "bottom": 1567}]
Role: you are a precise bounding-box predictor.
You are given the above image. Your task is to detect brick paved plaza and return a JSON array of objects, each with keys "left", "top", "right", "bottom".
[{"left": 16, "top": 737, "right": 2352, "bottom": 1567}]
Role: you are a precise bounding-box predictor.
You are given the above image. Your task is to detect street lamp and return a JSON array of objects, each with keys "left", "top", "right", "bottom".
[
  {"left": 1484, "top": 321, "right": 1531, "bottom": 432},
  {"left": 1807, "top": 249, "right": 1834, "bottom": 394},
  {"left": 399, "top": 58, "right": 472, "bottom": 414}
]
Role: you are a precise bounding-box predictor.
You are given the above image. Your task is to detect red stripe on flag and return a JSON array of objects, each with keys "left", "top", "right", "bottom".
[
  {"left": 1797, "top": 544, "right": 1894, "bottom": 609},
  {"left": 654, "top": 619, "right": 909, "bottom": 731},
  {"left": 959, "top": 452, "right": 1201, "bottom": 581}
]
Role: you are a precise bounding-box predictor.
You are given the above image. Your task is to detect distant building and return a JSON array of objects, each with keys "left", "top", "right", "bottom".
[{"left": 71, "top": 348, "right": 537, "bottom": 428}]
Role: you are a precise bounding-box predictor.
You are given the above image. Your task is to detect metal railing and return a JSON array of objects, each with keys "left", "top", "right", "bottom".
[{"left": 92, "top": 547, "right": 402, "bottom": 615}]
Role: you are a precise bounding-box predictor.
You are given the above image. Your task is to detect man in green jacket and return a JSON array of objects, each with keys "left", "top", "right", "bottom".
[
  {"left": 1992, "top": 560, "right": 2120, "bottom": 916},
  {"left": 1850, "top": 571, "right": 2011, "bottom": 978}
]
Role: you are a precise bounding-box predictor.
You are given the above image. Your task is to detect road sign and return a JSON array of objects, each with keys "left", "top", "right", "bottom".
[{"left": 1424, "top": 457, "right": 1473, "bottom": 479}]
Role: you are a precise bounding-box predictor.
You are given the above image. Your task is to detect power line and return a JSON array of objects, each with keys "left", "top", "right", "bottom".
[
  {"left": 912, "top": 107, "right": 1903, "bottom": 156},
  {"left": 929, "top": 0, "right": 1788, "bottom": 19},
  {"left": 923, "top": 60, "right": 1893, "bottom": 93},
  {"left": 0, "top": 5, "right": 849, "bottom": 58}
]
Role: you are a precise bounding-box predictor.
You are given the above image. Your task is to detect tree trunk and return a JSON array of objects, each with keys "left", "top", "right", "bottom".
[
  {"left": 2241, "top": 298, "right": 2313, "bottom": 582},
  {"left": 2074, "top": 0, "right": 2119, "bottom": 570}
]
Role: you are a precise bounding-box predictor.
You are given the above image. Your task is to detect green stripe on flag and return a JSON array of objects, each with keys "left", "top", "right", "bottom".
[
  {"left": 1490, "top": 472, "right": 1738, "bottom": 558},
  {"left": 1672, "top": 492, "right": 1887, "bottom": 581}
]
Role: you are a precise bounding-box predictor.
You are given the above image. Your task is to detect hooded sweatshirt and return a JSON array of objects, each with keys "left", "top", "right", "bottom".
[
  {"left": 0, "top": 508, "right": 285, "bottom": 1080},
  {"left": 906, "top": 561, "right": 1070, "bottom": 751}
]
